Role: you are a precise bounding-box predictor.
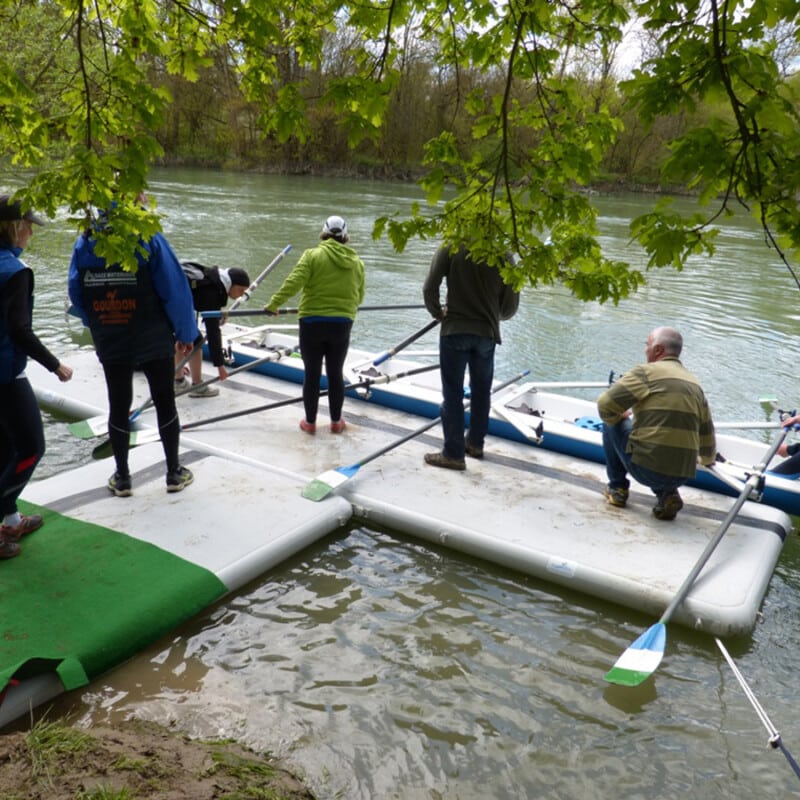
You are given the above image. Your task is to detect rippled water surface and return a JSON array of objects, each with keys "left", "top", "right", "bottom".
[{"left": 14, "top": 169, "right": 800, "bottom": 798}]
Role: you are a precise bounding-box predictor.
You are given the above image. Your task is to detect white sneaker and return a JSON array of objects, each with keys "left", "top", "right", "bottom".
[
  {"left": 174, "top": 376, "right": 190, "bottom": 391},
  {"left": 189, "top": 383, "right": 220, "bottom": 398}
]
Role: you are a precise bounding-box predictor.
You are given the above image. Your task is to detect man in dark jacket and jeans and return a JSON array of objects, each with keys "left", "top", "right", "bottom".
[
  {"left": 177, "top": 263, "right": 250, "bottom": 397},
  {"left": 422, "top": 242, "right": 520, "bottom": 470}
]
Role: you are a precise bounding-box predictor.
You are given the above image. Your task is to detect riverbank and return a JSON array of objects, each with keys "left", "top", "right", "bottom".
[{"left": 0, "top": 717, "right": 316, "bottom": 799}]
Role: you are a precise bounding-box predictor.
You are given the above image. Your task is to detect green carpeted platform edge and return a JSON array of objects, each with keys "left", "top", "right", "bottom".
[{"left": 0, "top": 500, "right": 228, "bottom": 696}]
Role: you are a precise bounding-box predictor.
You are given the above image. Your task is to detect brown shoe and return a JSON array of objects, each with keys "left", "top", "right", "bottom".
[
  {"left": 464, "top": 440, "right": 484, "bottom": 459},
  {"left": 653, "top": 490, "right": 684, "bottom": 521},
  {"left": 0, "top": 536, "right": 20, "bottom": 559},
  {"left": 1, "top": 514, "right": 43, "bottom": 543},
  {"left": 603, "top": 486, "right": 629, "bottom": 508},
  {"left": 424, "top": 452, "right": 466, "bottom": 471}
]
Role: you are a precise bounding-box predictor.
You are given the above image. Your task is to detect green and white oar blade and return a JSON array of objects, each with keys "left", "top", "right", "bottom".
[
  {"left": 302, "top": 464, "right": 358, "bottom": 501},
  {"left": 604, "top": 623, "right": 666, "bottom": 686},
  {"left": 129, "top": 428, "right": 161, "bottom": 447},
  {"left": 68, "top": 415, "right": 108, "bottom": 439}
]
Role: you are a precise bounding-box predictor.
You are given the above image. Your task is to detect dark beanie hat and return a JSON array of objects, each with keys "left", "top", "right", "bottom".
[
  {"left": 0, "top": 194, "right": 45, "bottom": 225},
  {"left": 228, "top": 267, "right": 250, "bottom": 288}
]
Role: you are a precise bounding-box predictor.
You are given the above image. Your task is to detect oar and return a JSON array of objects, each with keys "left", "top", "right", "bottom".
[
  {"left": 714, "top": 421, "right": 785, "bottom": 430},
  {"left": 226, "top": 244, "right": 292, "bottom": 313},
  {"left": 604, "top": 423, "right": 792, "bottom": 687},
  {"left": 351, "top": 318, "right": 440, "bottom": 370},
  {"left": 201, "top": 303, "right": 427, "bottom": 319},
  {"left": 68, "top": 336, "right": 204, "bottom": 440},
  {"left": 181, "top": 362, "right": 441, "bottom": 431},
  {"left": 302, "top": 370, "right": 530, "bottom": 502},
  {"left": 90, "top": 348, "right": 298, "bottom": 458}
]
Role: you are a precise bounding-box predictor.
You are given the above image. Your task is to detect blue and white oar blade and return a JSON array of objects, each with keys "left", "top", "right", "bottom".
[
  {"left": 302, "top": 463, "right": 359, "bottom": 501},
  {"left": 604, "top": 623, "right": 666, "bottom": 686}
]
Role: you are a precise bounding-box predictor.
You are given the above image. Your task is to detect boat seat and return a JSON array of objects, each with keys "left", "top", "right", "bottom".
[{"left": 574, "top": 415, "right": 604, "bottom": 431}]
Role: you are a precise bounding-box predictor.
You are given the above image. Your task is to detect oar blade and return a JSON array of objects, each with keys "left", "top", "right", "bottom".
[
  {"left": 302, "top": 464, "right": 359, "bottom": 501},
  {"left": 91, "top": 428, "right": 160, "bottom": 460},
  {"left": 604, "top": 623, "right": 666, "bottom": 687},
  {"left": 68, "top": 416, "right": 107, "bottom": 439}
]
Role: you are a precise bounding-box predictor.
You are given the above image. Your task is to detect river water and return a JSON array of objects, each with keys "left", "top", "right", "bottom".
[{"left": 16, "top": 167, "right": 800, "bottom": 798}]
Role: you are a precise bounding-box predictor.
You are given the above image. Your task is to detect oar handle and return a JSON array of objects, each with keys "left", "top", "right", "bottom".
[
  {"left": 227, "top": 244, "right": 292, "bottom": 313},
  {"left": 659, "top": 424, "right": 792, "bottom": 626}
]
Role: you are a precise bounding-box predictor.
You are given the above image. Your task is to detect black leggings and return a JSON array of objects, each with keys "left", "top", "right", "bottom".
[
  {"left": 769, "top": 452, "right": 800, "bottom": 477},
  {"left": 0, "top": 376, "right": 45, "bottom": 518},
  {"left": 298, "top": 319, "right": 353, "bottom": 423},
  {"left": 103, "top": 358, "right": 180, "bottom": 476}
]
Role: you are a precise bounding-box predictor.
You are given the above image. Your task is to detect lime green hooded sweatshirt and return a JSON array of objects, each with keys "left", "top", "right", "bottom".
[{"left": 267, "top": 239, "right": 365, "bottom": 319}]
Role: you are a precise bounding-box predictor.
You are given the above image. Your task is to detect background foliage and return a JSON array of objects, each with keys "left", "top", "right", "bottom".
[{"left": 1, "top": 0, "right": 799, "bottom": 299}]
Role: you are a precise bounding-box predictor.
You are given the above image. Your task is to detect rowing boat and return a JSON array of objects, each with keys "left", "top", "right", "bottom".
[{"left": 222, "top": 322, "right": 800, "bottom": 516}]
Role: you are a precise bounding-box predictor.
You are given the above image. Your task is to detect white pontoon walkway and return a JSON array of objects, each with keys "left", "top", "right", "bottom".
[{"left": 0, "top": 350, "right": 792, "bottom": 726}]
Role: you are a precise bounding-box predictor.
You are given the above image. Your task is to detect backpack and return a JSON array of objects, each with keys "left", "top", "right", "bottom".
[{"left": 180, "top": 261, "right": 209, "bottom": 288}]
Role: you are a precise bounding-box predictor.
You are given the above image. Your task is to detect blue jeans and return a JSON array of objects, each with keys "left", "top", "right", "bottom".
[
  {"left": 439, "top": 333, "right": 495, "bottom": 460},
  {"left": 602, "top": 417, "right": 684, "bottom": 497}
]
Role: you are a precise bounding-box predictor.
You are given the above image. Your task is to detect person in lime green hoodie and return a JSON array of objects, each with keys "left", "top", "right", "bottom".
[{"left": 265, "top": 215, "right": 365, "bottom": 434}]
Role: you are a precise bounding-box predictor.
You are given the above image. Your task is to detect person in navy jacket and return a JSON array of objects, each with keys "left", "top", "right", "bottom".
[
  {"left": 68, "top": 193, "right": 199, "bottom": 497},
  {"left": 0, "top": 195, "right": 73, "bottom": 558}
]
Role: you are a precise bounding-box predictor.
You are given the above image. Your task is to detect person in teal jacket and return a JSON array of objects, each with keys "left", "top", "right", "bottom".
[{"left": 265, "top": 215, "right": 365, "bottom": 434}]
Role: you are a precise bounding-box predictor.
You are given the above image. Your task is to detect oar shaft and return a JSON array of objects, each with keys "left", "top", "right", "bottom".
[
  {"left": 659, "top": 426, "right": 791, "bottom": 625},
  {"left": 175, "top": 349, "right": 291, "bottom": 399},
  {"left": 355, "top": 369, "right": 530, "bottom": 469},
  {"left": 203, "top": 303, "right": 427, "bottom": 318},
  {"left": 227, "top": 244, "right": 292, "bottom": 312},
  {"left": 182, "top": 362, "right": 440, "bottom": 430},
  {"left": 132, "top": 333, "right": 204, "bottom": 420},
  {"left": 372, "top": 318, "right": 439, "bottom": 366},
  {"left": 714, "top": 421, "right": 785, "bottom": 430}
]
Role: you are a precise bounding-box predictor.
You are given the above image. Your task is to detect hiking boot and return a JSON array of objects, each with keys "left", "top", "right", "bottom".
[
  {"left": 464, "top": 439, "right": 484, "bottom": 459},
  {"left": 603, "top": 485, "right": 629, "bottom": 508},
  {"left": 424, "top": 451, "right": 466, "bottom": 471},
  {"left": 0, "top": 536, "right": 20, "bottom": 559},
  {"left": 330, "top": 418, "right": 346, "bottom": 434},
  {"left": 299, "top": 419, "right": 316, "bottom": 435},
  {"left": 189, "top": 382, "right": 219, "bottom": 398},
  {"left": 107, "top": 472, "right": 133, "bottom": 498},
  {"left": 653, "top": 490, "right": 684, "bottom": 521},
  {"left": 0, "top": 514, "right": 44, "bottom": 542},
  {"left": 166, "top": 466, "right": 194, "bottom": 493}
]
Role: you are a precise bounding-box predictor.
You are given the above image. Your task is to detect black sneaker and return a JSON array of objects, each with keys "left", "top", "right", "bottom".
[
  {"left": 166, "top": 466, "right": 194, "bottom": 493},
  {"left": 108, "top": 472, "right": 133, "bottom": 497}
]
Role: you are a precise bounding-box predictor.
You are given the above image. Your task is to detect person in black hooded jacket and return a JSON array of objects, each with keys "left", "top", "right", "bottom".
[{"left": 176, "top": 263, "right": 250, "bottom": 397}]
